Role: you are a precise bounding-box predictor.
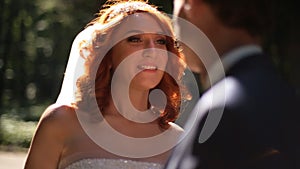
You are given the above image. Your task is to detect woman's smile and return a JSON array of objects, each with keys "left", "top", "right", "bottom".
[{"left": 137, "top": 63, "right": 158, "bottom": 73}]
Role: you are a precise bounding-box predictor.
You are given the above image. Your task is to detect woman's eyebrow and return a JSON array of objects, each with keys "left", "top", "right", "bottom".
[
  {"left": 124, "top": 30, "right": 165, "bottom": 36},
  {"left": 124, "top": 30, "right": 144, "bottom": 36}
]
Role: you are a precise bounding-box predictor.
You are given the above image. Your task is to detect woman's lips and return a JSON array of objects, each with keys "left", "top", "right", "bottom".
[{"left": 137, "top": 64, "right": 158, "bottom": 71}]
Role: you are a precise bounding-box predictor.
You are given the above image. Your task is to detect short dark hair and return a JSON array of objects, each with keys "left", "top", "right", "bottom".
[{"left": 203, "top": 0, "right": 272, "bottom": 36}]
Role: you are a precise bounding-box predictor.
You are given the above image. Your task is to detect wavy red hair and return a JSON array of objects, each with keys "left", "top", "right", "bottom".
[{"left": 74, "top": 0, "right": 189, "bottom": 129}]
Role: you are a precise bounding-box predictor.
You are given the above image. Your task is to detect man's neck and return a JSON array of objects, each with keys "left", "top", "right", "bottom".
[
  {"left": 212, "top": 27, "right": 261, "bottom": 57},
  {"left": 201, "top": 45, "right": 263, "bottom": 90}
]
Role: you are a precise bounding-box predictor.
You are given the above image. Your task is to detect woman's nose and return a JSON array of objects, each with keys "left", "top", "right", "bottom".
[
  {"left": 142, "top": 40, "right": 156, "bottom": 58},
  {"left": 145, "top": 39, "right": 156, "bottom": 48},
  {"left": 142, "top": 48, "right": 156, "bottom": 59}
]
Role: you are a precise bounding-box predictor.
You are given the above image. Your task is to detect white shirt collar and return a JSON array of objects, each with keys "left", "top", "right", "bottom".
[{"left": 204, "top": 45, "right": 263, "bottom": 89}]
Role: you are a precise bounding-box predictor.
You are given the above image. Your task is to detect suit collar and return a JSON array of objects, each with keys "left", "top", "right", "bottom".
[{"left": 204, "top": 45, "right": 263, "bottom": 89}]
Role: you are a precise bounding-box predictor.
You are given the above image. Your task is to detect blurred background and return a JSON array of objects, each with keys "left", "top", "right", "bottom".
[{"left": 0, "top": 0, "right": 299, "bottom": 151}]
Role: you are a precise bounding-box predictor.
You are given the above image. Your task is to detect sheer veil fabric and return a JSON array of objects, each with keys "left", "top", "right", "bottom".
[
  {"left": 53, "top": 21, "right": 183, "bottom": 159},
  {"left": 25, "top": 1, "right": 196, "bottom": 169},
  {"left": 56, "top": 26, "right": 95, "bottom": 105}
]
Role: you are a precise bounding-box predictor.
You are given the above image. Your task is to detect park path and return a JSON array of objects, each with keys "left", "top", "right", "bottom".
[{"left": 0, "top": 151, "right": 27, "bottom": 169}]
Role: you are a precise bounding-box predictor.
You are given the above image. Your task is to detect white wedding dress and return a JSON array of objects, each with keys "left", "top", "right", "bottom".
[
  {"left": 55, "top": 20, "right": 181, "bottom": 169},
  {"left": 63, "top": 158, "right": 163, "bottom": 169}
]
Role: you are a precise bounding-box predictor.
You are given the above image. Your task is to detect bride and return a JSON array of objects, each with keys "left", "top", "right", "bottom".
[{"left": 24, "top": 0, "right": 191, "bottom": 168}]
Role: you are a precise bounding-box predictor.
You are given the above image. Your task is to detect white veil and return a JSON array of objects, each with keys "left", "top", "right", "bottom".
[
  {"left": 55, "top": 26, "right": 96, "bottom": 105},
  {"left": 53, "top": 22, "right": 186, "bottom": 158},
  {"left": 52, "top": 4, "right": 201, "bottom": 157}
]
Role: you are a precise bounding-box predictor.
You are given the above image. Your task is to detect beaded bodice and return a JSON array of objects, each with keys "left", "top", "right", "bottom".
[{"left": 64, "top": 158, "right": 163, "bottom": 169}]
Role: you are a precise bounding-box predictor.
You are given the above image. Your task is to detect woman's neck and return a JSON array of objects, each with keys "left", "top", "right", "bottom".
[
  {"left": 104, "top": 85, "right": 159, "bottom": 123},
  {"left": 129, "top": 88, "right": 149, "bottom": 111}
]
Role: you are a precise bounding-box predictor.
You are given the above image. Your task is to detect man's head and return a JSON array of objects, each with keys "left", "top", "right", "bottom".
[
  {"left": 173, "top": 0, "right": 272, "bottom": 81},
  {"left": 174, "top": 0, "right": 271, "bottom": 38}
]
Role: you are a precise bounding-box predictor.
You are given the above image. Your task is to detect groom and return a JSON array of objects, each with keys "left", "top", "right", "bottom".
[{"left": 166, "top": 0, "right": 299, "bottom": 169}]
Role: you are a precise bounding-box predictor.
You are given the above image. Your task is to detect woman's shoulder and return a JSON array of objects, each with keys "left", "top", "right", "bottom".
[
  {"left": 37, "top": 104, "right": 77, "bottom": 133},
  {"left": 25, "top": 104, "right": 79, "bottom": 168},
  {"left": 167, "top": 122, "right": 184, "bottom": 135},
  {"left": 41, "top": 104, "right": 76, "bottom": 121}
]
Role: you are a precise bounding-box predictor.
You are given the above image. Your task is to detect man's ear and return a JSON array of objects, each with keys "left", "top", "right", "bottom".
[
  {"left": 184, "top": 0, "right": 204, "bottom": 17},
  {"left": 188, "top": 0, "right": 203, "bottom": 8},
  {"left": 182, "top": 0, "right": 193, "bottom": 18}
]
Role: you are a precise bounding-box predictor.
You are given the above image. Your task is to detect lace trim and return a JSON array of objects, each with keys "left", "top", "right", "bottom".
[{"left": 64, "top": 158, "right": 163, "bottom": 169}]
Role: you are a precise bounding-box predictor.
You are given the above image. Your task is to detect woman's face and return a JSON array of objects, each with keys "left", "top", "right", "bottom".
[{"left": 110, "top": 13, "right": 169, "bottom": 90}]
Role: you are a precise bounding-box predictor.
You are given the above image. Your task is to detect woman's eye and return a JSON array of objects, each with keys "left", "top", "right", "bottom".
[
  {"left": 127, "top": 36, "right": 142, "bottom": 43},
  {"left": 156, "top": 39, "right": 167, "bottom": 45}
]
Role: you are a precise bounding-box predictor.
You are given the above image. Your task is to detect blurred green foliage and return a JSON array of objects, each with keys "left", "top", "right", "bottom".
[
  {"left": 0, "top": 0, "right": 173, "bottom": 148},
  {"left": 0, "top": 0, "right": 173, "bottom": 117},
  {"left": 0, "top": 114, "right": 37, "bottom": 147},
  {"left": 0, "top": 0, "right": 299, "bottom": 148},
  {"left": 0, "top": 0, "right": 101, "bottom": 115}
]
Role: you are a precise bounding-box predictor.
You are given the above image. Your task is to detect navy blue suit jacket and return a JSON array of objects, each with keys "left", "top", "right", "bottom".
[{"left": 166, "top": 53, "right": 299, "bottom": 169}]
